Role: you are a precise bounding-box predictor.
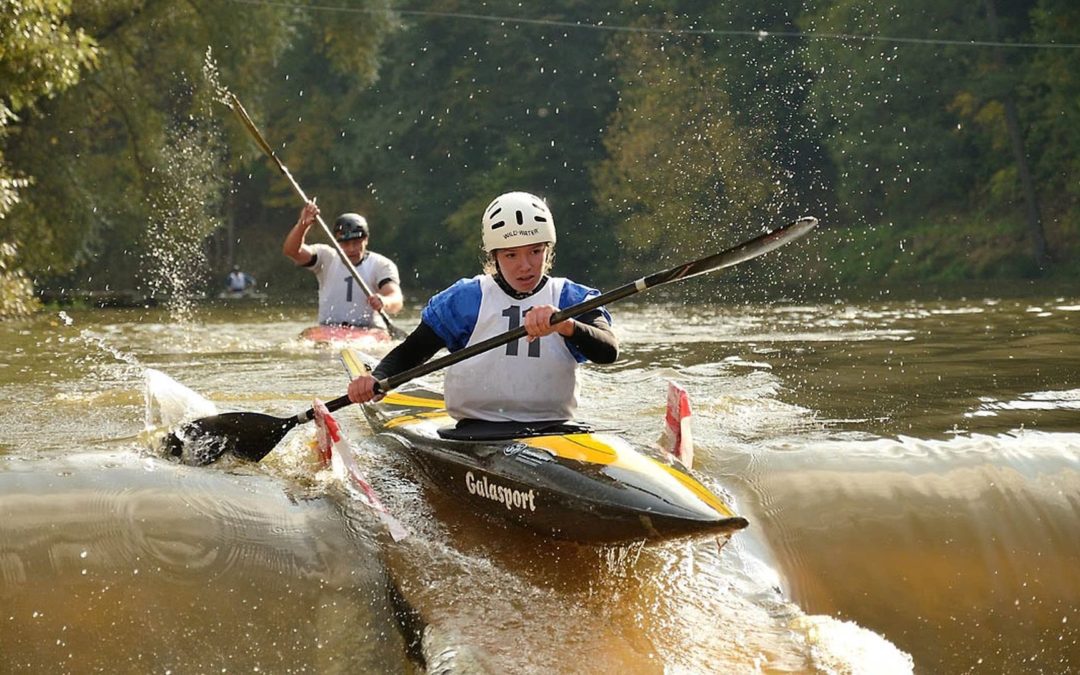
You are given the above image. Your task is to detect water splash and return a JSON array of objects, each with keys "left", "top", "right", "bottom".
[
  {"left": 143, "top": 368, "right": 217, "bottom": 431},
  {"left": 792, "top": 614, "right": 915, "bottom": 674},
  {"left": 202, "top": 46, "right": 233, "bottom": 106},
  {"left": 599, "top": 539, "right": 646, "bottom": 575},
  {"left": 139, "top": 76, "right": 226, "bottom": 324},
  {"left": 58, "top": 310, "right": 145, "bottom": 387}
]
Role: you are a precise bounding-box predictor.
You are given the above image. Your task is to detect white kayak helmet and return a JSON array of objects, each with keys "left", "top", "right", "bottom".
[{"left": 481, "top": 191, "right": 556, "bottom": 253}]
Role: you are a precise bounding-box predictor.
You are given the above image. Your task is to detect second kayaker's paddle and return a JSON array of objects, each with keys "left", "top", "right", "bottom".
[
  {"left": 226, "top": 92, "right": 408, "bottom": 340},
  {"left": 166, "top": 215, "right": 818, "bottom": 464}
]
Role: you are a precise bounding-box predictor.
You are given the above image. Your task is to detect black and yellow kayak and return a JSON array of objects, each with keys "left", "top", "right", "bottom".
[{"left": 340, "top": 348, "right": 748, "bottom": 545}]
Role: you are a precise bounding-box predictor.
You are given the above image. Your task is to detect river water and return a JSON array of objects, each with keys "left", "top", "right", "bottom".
[{"left": 1, "top": 295, "right": 1078, "bottom": 673}]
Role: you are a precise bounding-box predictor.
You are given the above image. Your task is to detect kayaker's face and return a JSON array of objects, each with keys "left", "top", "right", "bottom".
[
  {"left": 495, "top": 243, "right": 548, "bottom": 293},
  {"left": 338, "top": 236, "right": 367, "bottom": 264}
]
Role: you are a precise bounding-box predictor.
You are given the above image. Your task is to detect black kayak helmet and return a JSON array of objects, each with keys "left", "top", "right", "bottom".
[{"left": 333, "top": 213, "right": 369, "bottom": 241}]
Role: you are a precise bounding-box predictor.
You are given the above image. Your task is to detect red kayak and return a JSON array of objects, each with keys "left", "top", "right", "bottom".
[{"left": 299, "top": 325, "right": 392, "bottom": 348}]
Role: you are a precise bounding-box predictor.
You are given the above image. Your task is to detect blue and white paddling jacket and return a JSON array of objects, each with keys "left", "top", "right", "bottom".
[{"left": 422, "top": 274, "right": 608, "bottom": 422}]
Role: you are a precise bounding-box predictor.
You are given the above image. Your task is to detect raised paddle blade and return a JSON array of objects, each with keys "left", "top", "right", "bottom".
[{"left": 165, "top": 412, "right": 298, "bottom": 465}]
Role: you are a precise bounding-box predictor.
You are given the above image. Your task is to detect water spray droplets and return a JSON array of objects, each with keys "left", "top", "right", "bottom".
[{"left": 202, "top": 47, "right": 232, "bottom": 107}]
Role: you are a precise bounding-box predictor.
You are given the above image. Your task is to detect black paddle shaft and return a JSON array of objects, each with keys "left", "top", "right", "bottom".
[{"left": 375, "top": 215, "right": 818, "bottom": 394}]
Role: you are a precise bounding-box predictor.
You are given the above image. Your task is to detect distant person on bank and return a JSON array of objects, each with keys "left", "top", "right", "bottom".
[
  {"left": 225, "top": 265, "right": 256, "bottom": 294},
  {"left": 283, "top": 201, "right": 404, "bottom": 328}
]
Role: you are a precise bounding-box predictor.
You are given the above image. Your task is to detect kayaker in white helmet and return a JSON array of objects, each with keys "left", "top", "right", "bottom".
[
  {"left": 284, "top": 200, "right": 404, "bottom": 328},
  {"left": 347, "top": 191, "right": 618, "bottom": 423}
]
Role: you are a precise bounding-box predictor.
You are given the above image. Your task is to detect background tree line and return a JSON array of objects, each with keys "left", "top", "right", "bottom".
[{"left": 1, "top": 0, "right": 1077, "bottom": 316}]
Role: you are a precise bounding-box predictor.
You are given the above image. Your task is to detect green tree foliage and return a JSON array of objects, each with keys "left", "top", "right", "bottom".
[
  {"left": 800, "top": 1, "right": 985, "bottom": 225},
  {"left": 250, "top": 0, "right": 621, "bottom": 289},
  {"left": 201, "top": 2, "right": 399, "bottom": 294},
  {"left": 0, "top": 0, "right": 98, "bottom": 111},
  {"left": 3, "top": 0, "right": 1078, "bottom": 306},
  {"left": 4, "top": 0, "right": 277, "bottom": 291},
  {"left": 3, "top": 0, "right": 393, "bottom": 297},
  {"left": 800, "top": 0, "right": 1078, "bottom": 279},
  {"left": 592, "top": 23, "right": 776, "bottom": 274},
  {"left": 1025, "top": 0, "right": 1080, "bottom": 267},
  {"left": 672, "top": 1, "right": 833, "bottom": 219},
  {"left": 0, "top": 0, "right": 99, "bottom": 316},
  {"left": 0, "top": 240, "right": 37, "bottom": 316}
]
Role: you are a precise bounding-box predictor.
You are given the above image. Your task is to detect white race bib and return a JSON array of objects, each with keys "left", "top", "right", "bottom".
[{"left": 444, "top": 276, "right": 578, "bottom": 422}]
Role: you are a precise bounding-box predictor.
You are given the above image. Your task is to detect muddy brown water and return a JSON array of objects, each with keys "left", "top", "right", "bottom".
[{"left": 1, "top": 296, "right": 1078, "bottom": 673}]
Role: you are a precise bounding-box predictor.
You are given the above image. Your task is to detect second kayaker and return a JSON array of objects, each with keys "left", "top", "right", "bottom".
[{"left": 283, "top": 200, "right": 404, "bottom": 328}]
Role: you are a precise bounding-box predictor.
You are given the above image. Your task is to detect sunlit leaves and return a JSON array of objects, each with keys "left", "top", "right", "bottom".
[
  {"left": 0, "top": 0, "right": 99, "bottom": 314},
  {"left": 0, "top": 0, "right": 99, "bottom": 225},
  {"left": 0, "top": 240, "right": 40, "bottom": 317},
  {"left": 593, "top": 26, "right": 774, "bottom": 272},
  {"left": 0, "top": 0, "right": 99, "bottom": 113},
  {"left": 2, "top": 0, "right": 300, "bottom": 291}
]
